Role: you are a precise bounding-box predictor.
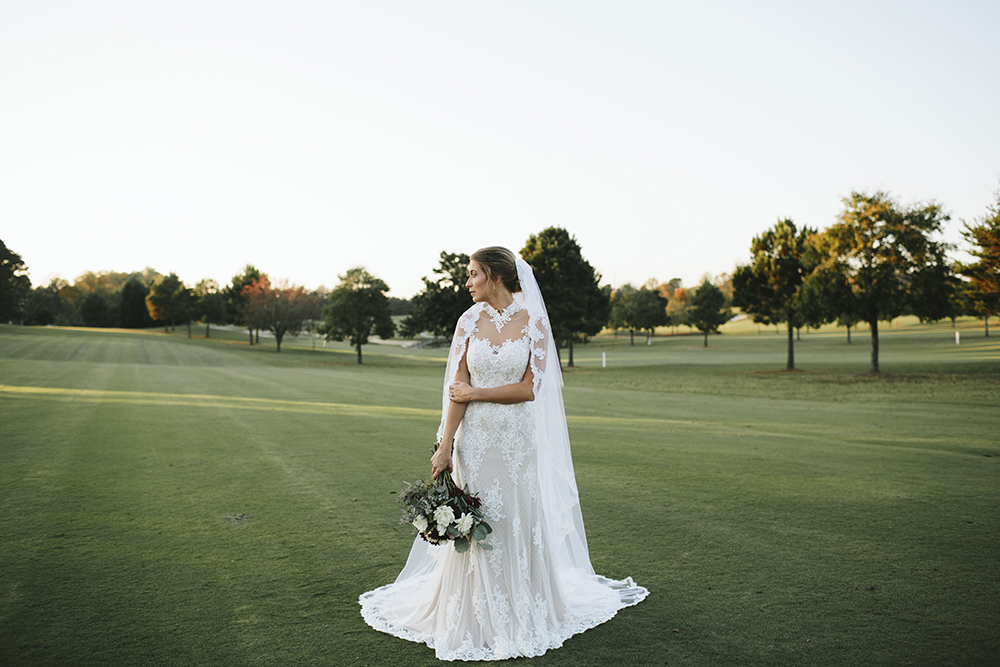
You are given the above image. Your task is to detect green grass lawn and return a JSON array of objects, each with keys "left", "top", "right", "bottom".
[{"left": 1, "top": 322, "right": 998, "bottom": 666}]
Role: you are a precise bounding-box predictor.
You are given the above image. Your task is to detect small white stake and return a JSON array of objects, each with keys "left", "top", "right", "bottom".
[
  {"left": 602, "top": 351, "right": 607, "bottom": 368},
  {"left": 955, "top": 331, "right": 960, "bottom": 345}
]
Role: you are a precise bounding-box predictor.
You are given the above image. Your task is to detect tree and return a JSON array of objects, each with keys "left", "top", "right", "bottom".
[
  {"left": 240, "top": 275, "right": 272, "bottom": 342},
  {"left": 733, "top": 219, "right": 819, "bottom": 370},
  {"left": 688, "top": 279, "right": 731, "bottom": 347},
  {"left": 80, "top": 292, "right": 112, "bottom": 327},
  {"left": 658, "top": 278, "right": 683, "bottom": 300},
  {"left": 24, "top": 282, "right": 60, "bottom": 326},
  {"left": 227, "top": 265, "right": 262, "bottom": 345},
  {"left": 825, "top": 191, "right": 950, "bottom": 373},
  {"left": 520, "top": 227, "right": 609, "bottom": 367},
  {"left": 193, "top": 279, "right": 227, "bottom": 338},
  {"left": 584, "top": 283, "right": 613, "bottom": 344},
  {"left": 242, "top": 277, "right": 316, "bottom": 352},
  {"left": 400, "top": 252, "right": 471, "bottom": 338},
  {"left": 145, "top": 273, "right": 190, "bottom": 332},
  {"left": 957, "top": 186, "right": 1000, "bottom": 336},
  {"left": 798, "top": 260, "right": 861, "bottom": 343},
  {"left": 908, "top": 261, "right": 962, "bottom": 324},
  {"left": 0, "top": 239, "right": 31, "bottom": 323},
  {"left": 119, "top": 277, "right": 154, "bottom": 329},
  {"left": 609, "top": 284, "right": 637, "bottom": 344},
  {"left": 666, "top": 287, "right": 691, "bottom": 334},
  {"left": 630, "top": 286, "right": 670, "bottom": 344},
  {"left": 320, "top": 267, "right": 395, "bottom": 364}
]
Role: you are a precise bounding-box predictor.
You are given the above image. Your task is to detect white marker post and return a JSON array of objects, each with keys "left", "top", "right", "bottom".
[
  {"left": 602, "top": 351, "right": 606, "bottom": 368},
  {"left": 956, "top": 331, "right": 960, "bottom": 345}
]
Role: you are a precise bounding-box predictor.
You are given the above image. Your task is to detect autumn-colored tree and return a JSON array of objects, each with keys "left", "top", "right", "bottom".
[
  {"left": 958, "top": 186, "right": 1000, "bottom": 336},
  {"left": 657, "top": 278, "right": 683, "bottom": 301},
  {"left": 824, "top": 191, "right": 950, "bottom": 373},
  {"left": 666, "top": 287, "right": 691, "bottom": 334},
  {"left": 227, "top": 265, "right": 262, "bottom": 345},
  {"left": 242, "top": 277, "right": 316, "bottom": 352},
  {"left": 240, "top": 275, "right": 272, "bottom": 340}
]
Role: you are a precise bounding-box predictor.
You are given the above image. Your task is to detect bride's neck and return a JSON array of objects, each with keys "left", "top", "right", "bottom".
[{"left": 486, "top": 291, "right": 514, "bottom": 312}]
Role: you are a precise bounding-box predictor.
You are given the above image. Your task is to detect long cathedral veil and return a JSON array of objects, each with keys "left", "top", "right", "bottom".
[{"left": 392, "top": 257, "right": 647, "bottom": 606}]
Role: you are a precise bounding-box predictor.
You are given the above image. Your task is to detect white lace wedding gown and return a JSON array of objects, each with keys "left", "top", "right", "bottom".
[{"left": 359, "top": 302, "right": 648, "bottom": 661}]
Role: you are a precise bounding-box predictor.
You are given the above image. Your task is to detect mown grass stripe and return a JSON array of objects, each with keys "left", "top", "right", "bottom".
[{"left": 0, "top": 384, "right": 438, "bottom": 419}]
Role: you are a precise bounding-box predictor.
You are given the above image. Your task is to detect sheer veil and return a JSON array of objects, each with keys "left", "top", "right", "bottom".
[{"left": 395, "top": 257, "right": 647, "bottom": 606}]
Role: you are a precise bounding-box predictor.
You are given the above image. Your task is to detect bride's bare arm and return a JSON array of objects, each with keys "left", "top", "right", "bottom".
[{"left": 449, "top": 364, "right": 535, "bottom": 405}]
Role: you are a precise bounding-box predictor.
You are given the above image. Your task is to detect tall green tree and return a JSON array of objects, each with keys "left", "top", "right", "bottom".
[
  {"left": 688, "top": 279, "right": 731, "bottom": 347},
  {"left": 825, "top": 191, "right": 950, "bottom": 373},
  {"left": 24, "top": 282, "right": 60, "bottom": 326},
  {"left": 119, "top": 277, "right": 154, "bottom": 328},
  {"left": 608, "top": 284, "right": 637, "bottom": 343},
  {"left": 193, "top": 279, "right": 227, "bottom": 338},
  {"left": 80, "top": 292, "right": 112, "bottom": 327},
  {"left": 0, "top": 239, "right": 31, "bottom": 323},
  {"left": 320, "top": 267, "right": 395, "bottom": 365},
  {"left": 733, "top": 219, "right": 819, "bottom": 370},
  {"left": 227, "top": 265, "right": 262, "bottom": 345},
  {"left": 145, "top": 273, "right": 190, "bottom": 333},
  {"left": 400, "top": 252, "right": 471, "bottom": 338},
  {"left": 798, "top": 260, "right": 861, "bottom": 343},
  {"left": 630, "top": 286, "right": 670, "bottom": 344},
  {"left": 521, "top": 227, "right": 609, "bottom": 367},
  {"left": 957, "top": 187, "right": 1000, "bottom": 336}
]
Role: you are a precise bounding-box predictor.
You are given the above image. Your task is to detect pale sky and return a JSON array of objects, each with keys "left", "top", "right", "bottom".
[{"left": 2, "top": 1, "right": 998, "bottom": 297}]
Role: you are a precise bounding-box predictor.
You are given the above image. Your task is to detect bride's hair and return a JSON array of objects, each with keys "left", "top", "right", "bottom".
[{"left": 471, "top": 246, "right": 521, "bottom": 293}]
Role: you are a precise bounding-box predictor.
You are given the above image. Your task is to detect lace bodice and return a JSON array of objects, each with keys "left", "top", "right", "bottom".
[{"left": 466, "top": 335, "right": 531, "bottom": 390}]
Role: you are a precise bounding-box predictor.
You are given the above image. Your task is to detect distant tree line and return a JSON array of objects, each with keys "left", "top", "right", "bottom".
[
  {"left": 732, "top": 189, "right": 1000, "bottom": 373},
  {"left": 2, "top": 186, "right": 997, "bottom": 371}
]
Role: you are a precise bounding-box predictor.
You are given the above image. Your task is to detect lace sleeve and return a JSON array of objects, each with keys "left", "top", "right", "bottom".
[
  {"left": 436, "top": 304, "right": 481, "bottom": 443},
  {"left": 527, "top": 314, "right": 552, "bottom": 398}
]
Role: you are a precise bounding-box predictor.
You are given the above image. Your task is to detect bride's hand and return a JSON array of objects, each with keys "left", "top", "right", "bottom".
[
  {"left": 448, "top": 381, "right": 475, "bottom": 403},
  {"left": 430, "top": 446, "right": 453, "bottom": 479}
]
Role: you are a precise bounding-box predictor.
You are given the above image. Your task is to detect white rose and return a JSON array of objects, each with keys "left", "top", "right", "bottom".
[
  {"left": 433, "top": 505, "right": 456, "bottom": 532},
  {"left": 456, "top": 513, "right": 474, "bottom": 536},
  {"left": 413, "top": 515, "right": 428, "bottom": 533}
]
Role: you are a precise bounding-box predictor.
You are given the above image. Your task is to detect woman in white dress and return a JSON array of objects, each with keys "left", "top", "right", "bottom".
[{"left": 360, "top": 247, "right": 647, "bottom": 661}]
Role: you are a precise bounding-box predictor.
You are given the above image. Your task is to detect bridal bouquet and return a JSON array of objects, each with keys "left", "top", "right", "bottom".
[{"left": 398, "top": 453, "right": 492, "bottom": 553}]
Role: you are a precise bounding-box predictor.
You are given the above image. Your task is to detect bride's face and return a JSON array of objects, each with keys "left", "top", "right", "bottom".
[{"left": 466, "top": 260, "right": 493, "bottom": 303}]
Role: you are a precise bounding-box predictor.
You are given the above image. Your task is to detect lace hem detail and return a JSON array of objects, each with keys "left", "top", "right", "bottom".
[{"left": 359, "top": 577, "right": 649, "bottom": 661}]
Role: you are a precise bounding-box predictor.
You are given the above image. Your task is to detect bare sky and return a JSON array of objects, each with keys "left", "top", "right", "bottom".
[{"left": 2, "top": 1, "right": 998, "bottom": 297}]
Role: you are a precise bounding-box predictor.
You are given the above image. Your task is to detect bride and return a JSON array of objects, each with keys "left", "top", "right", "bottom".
[{"left": 360, "top": 246, "right": 647, "bottom": 661}]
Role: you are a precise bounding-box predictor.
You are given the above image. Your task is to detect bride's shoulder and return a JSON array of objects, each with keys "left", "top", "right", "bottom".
[{"left": 456, "top": 303, "right": 482, "bottom": 333}]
